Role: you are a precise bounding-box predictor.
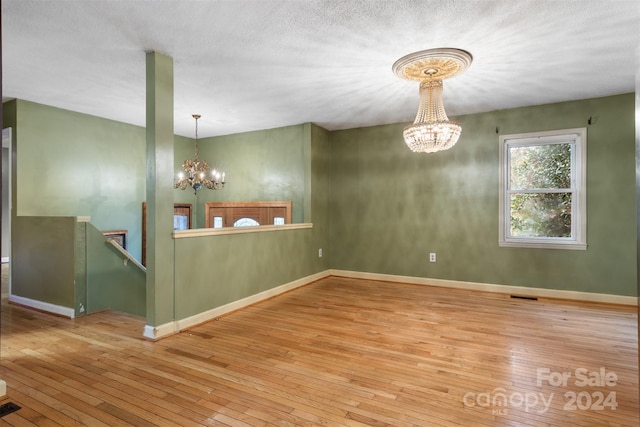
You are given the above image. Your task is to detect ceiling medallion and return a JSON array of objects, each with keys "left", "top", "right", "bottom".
[{"left": 393, "top": 48, "right": 473, "bottom": 153}]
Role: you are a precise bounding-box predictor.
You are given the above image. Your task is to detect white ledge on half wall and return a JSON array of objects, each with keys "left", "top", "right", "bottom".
[{"left": 173, "top": 223, "right": 313, "bottom": 239}]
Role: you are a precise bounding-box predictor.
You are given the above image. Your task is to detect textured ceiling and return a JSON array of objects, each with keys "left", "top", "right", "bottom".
[{"left": 2, "top": 0, "right": 639, "bottom": 138}]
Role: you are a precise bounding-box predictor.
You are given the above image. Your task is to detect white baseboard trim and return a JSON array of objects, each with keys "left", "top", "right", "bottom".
[
  {"left": 144, "top": 269, "right": 635, "bottom": 340},
  {"left": 143, "top": 322, "right": 177, "bottom": 340},
  {"left": 9, "top": 295, "right": 76, "bottom": 318},
  {"left": 329, "top": 270, "right": 637, "bottom": 306},
  {"left": 145, "top": 270, "right": 331, "bottom": 340},
  {"left": 177, "top": 270, "right": 331, "bottom": 331}
]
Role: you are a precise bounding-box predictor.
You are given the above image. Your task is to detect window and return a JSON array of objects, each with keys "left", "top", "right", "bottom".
[
  {"left": 173, "top": 215, "right": 188, "bottom": 231},
  {"left": 234, "top": 218, "right": 260, "bottom": 227},
  {"left": 142, "top": 202, "right": 192, "bottom": 266},
  {"left": 499, "top": 128, "right": 586, "bottom": 250}
]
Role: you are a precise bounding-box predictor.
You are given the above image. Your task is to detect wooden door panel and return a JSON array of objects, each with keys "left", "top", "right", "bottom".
[
  {"left": 269, "top": 207, "right": 287, "bottom": 224},
  {"left": 208, "top": 207, "right": 228, "bottom": 228},
  {"left": 205, "top": 201, "right": 291, "bottom": 228},
  {"left": 230, "top": 207, "right": 267, "bottom": 226}
]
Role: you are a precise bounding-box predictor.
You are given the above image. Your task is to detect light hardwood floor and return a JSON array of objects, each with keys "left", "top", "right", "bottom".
[{"left": 0, "top": 273, "right": 637, "bottom": 426}]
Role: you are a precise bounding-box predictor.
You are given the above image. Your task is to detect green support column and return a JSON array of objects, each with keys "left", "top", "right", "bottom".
[
  {"left": 302, "top": 122, "right": 312, "bottom": 223},
  {"left": 144, "top": 51, "right": 175, "bottom": 339}
]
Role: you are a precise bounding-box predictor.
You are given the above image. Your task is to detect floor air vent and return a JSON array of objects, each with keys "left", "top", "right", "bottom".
[
  {"left": 510, "top": 295, "right": 538, "bottom": 301},
  {"left": 0, "top": 402, "right": 20, "bottom": 418}
]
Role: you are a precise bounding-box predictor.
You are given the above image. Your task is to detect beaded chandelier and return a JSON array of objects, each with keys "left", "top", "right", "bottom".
[{"left": 393, "top": 48, "right": 472, "bottom": 153}]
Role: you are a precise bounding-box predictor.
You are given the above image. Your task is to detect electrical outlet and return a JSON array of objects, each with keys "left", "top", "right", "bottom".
[
  {"left": 429, "top": 252, "right": 436, "bottom": 263},
  {"left": 319, "top": 248, "right": 323, "bottom": 258}
]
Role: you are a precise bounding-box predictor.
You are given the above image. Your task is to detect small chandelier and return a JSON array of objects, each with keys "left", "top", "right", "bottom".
[
  {"left": 174, "top": 114, "right": 225, "bottom": 194},
  {"left": 393, "top": 48, "right": 472, "bottom": 153}
]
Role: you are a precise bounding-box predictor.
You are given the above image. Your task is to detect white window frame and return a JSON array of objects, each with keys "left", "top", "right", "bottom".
[{"left": 498, "top": 128, "right": 587, "bottom": 250}]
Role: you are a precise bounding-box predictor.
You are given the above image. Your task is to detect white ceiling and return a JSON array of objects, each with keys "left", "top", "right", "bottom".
[{"left": 2, "top": 0, "right": 639, "bottom": 138}]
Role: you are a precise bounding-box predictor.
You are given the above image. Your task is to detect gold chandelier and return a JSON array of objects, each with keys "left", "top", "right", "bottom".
[
  {"left": 174, "top": 114, "right": 225, "bottom": 194},
  {"left": 393, "top": 48, "right": 472, "bottom": 153}
]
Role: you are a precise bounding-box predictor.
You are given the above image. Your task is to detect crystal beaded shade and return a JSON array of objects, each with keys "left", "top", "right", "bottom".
[
  {"left": 393, "top": 48, "right": 472, "bottom": 154},
  {"left": 403, "top": 80, "right": 462, "bottom": 153}
]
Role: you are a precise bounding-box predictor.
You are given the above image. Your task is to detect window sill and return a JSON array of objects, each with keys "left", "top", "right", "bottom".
[
  {"left": 499, "top": 241, "right": 587, "bottom": 250},
  {"left": 173, "top": 223, "right": 313, "bottom": 239}
]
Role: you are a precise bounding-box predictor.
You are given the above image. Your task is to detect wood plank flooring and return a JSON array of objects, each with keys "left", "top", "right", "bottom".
[{"left": 0, "top": 275, "right": 637, "bottom": 426}]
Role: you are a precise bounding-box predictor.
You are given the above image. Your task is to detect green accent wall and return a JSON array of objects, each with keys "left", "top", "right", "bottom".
[
  {"left": 10, "top": 99, "right": 147, "bottom": 261},
  {"left": 12, "top": 216, "right": 76, "bottom": 307},
  {"left": 75, "top": 221, "right": 88, "bottom": 316},
  {"left": 310, "top": 123, "right": 331, "bottom": 258},
  {"left": 173, "top": 134, "right": 198, "bottom": 224},
  {"left": 330, "top": 94, "right": 636, "bottom": 296},
  {"left": 174, "top": 123, "right": 330, "bottom": 319},
  {"left": 145, "top": 51, "right": 176, "bottom": 328},
  {"left": 11, "top": 216, "right": 145, "bottom": 317},
  {"left": 2, "top": 92, "right": 636, "bottom": 329},
  {"left": 86, "top": 222, "right": 145, "bottom": 317},
  {"left": 174, "top": 228, "right": 313, "bottom": 318},
  {"left": 196, "top": 124, "right": 306, "bottom": 226}
]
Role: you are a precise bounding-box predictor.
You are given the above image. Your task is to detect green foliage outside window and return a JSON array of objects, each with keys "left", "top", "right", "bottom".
[{"left": 509, "top": 143, "right": 572, "bottom": 238}]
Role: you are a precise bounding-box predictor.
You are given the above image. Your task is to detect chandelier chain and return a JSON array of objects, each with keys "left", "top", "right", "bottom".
[{"left": 193, "top": 114, "right": 200, "bottom": 161}]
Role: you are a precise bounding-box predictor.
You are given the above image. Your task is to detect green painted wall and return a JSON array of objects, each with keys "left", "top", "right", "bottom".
[
  {"left": 3, "top": 100, "right": 17, "bottom": 227},
  {"left": 12, "top": 216, "right": 76, "bottom": 307},
  {"left": 330, "top": 94, "right": 636, "bottom": 296},
  {"left": 12, "top": 100, "right": 147, "bottom": 261},
  {"left": 3, "top": 92, "right": 636, "bottom": 324},
  {"left": 310, "top": 123, "right": 331, "bottom": 263},
  {"left": 196, "top": 124, "right": 306, "bottom": 226},
  {"left": 75, "top": 221, "right": 88, "bottom": 316},
  {"left": 145, "top": 51, "right": 176, "bottom": 328},
  {"left": 10, "top": 216, "right": 146, "bottom": 316},
  {"left": 86, "top": 222, "right": 145, "bottom": 317},
  {"left": 173, "top": 123, "right": 331, "bottom": 319},
  {"left": 174, "top": 228, "right": 313, "bottom": 318},
  {"left": 5, "top": 99, "right": 323, "bottom": 323},
  {"left": 173, "top": 134, "right": 198, "bottom": 224}
]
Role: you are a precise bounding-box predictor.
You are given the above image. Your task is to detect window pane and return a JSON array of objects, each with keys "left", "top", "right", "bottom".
[
  {"left": 234, "top": 217, "right": 260, "bottom": 227},
  {"left": 274, "top": 217, "right": 285, "bottom": 225},
  {"left": 509, "top": 143, "right": 571, "bottom": 190},
  {"left": 213, "top": 217, "right": 223, "bottom": 228},
  {"left": 174, "top": 215, "right": 188, "bottom": 230},
  {"left": 510, "top": 192, "right": 572, "bottom": 238}
]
